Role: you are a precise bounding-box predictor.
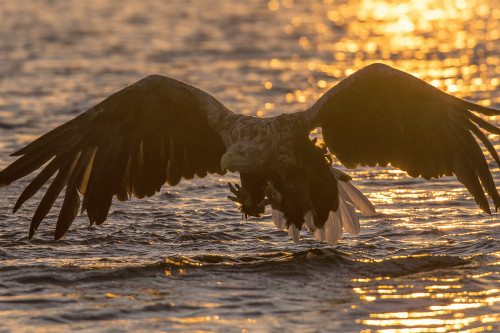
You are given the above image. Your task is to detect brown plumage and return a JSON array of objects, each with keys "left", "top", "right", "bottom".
[{"left": 1, "top": 63, "right": 499, "bottom": 244}]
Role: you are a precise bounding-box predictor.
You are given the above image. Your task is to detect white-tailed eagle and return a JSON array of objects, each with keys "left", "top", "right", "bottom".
[{"left": 1, "top": 63, "right": 499, "bottom": 244}]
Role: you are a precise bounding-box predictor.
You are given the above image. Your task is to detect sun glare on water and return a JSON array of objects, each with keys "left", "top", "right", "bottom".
[
  {"left": 1, "top": 0, "right": 500, "bottom": 332},
  {"left": 261, "top": 0, "right": 500, "bottom": 332},
  {"left": 262, "top": 0, "right": 500, "bottom": 115}
]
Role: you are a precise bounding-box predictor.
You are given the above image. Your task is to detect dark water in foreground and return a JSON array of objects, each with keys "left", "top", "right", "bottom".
[{"left": 1, "top": 0, "right": 500, "bottom": 332}]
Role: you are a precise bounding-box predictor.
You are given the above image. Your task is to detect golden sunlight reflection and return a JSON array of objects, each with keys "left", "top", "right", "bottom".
[
  {"left": 264, "top": 0, "right": 500, "bottom": 115},
  {"left": 353, "top": 267, "right": 500, "bottom": 332},
  {"left": 3, "top": 0, "right": 500, "bottom": 332}
]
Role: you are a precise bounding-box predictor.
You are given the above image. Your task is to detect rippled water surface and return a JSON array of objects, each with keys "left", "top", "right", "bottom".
[{"left": 1, "top": 0, "right": 500, "bottom": 332}]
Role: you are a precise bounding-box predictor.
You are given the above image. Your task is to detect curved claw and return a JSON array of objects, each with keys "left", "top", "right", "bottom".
[
  {"left": 227, "top": 182, "right": 252, "bottom": 207},
  {"left": 228, "top": 182, "right": 236, "bottom": 194}
]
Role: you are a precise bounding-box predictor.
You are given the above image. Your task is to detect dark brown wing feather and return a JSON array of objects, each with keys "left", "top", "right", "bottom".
[
  {"left": 0, "top": 75, "right": 230, "bottom": 240},
  {"left": 308, "top": 63, "right": 500, "bottom": 213}
]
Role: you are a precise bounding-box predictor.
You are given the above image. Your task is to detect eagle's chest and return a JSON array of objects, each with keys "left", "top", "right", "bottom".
[{"left": 220, "top": 113, "right": 313, "bottom": 172}]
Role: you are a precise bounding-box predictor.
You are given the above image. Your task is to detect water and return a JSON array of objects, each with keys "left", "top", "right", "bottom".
[{"left": 1, "top": 0, "right": 500, "bottom": 332}]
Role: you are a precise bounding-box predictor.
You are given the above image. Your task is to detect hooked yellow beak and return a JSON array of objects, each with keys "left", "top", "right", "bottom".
[{"left": 221, "top": 153, "right": 236, "bottom": 172}]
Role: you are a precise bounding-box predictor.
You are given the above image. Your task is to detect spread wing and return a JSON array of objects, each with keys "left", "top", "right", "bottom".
[
  {"left": 0, "top": 75, "right": 231, "bottom": 240},
  {"left": 307, "top": 63, "right": 500, "bottom": 213}
]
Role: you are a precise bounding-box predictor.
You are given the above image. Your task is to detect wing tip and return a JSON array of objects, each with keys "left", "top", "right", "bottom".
[
  {"left": 54, "top": 232, "right": 65, "bottom": 242},
  {"left": 465, "top": 100, "right": 500, "bottom": 116},
  {"left": 481, "top": 204, "right": 492, "bottom": 215},
  {"left": 28, "top": 226, "right": 36, "bottom": 240}
]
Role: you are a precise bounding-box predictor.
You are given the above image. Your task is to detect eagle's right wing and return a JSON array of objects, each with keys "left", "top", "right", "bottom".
[{"left": 0, "top": 75, "right": 231, "bottom": 240}]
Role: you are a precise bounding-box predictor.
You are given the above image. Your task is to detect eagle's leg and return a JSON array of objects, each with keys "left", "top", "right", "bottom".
[
  {"left": 259, "top": 180, "right": 282, "bottom": 210},
  {"left": 228, "top": 182, "right": 252, "bottom": 206},
  {"left": 227, "top": 173, "right": 267, "bottom": 218}
]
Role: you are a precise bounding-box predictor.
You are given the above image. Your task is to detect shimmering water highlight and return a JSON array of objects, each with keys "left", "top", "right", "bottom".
[{"left": 0, "top": 0, "right": 499, "bottom": 332}]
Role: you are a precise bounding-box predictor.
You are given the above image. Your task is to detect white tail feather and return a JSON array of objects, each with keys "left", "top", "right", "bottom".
[
  {"left": 271, "top": 167, "right": 374, "bottom": 245},
  {"left": 314, "top": 228, "right": 326, "bottom": 242},
  {"left": 338, "top": 180, "right": 377, "bottom": 216},
  {"left": 333, "top": 206, "right": 342, "bottom": 226},
  {"left": 304, "top": 211, "right": 316, "bottom": 232},
  {"left": 272, "top": 209, "right": 287, "bottom": 230},
  {"left": 329, "top": 167, "right": 351, "bottom": 180},
  {"left": 305, "top": 211, "right": 326, "bottom": 242},
  {"left": 324, "top": 211, "right": 343, "bottom": 245},
  {"left": 288, "top": 224, "right": 300, "bottom": 243},
  {"left": 339, "top": 199, "right": 360, "bottom": 235}
]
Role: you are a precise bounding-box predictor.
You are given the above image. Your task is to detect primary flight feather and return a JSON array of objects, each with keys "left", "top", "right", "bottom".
[{"left": 1, "top": 63, "right": 499, "bottom": 244}]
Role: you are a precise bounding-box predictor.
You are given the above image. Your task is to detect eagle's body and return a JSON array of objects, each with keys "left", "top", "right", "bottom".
[{"left": 1, "top": 63, "right": 499, "bottom": 244}]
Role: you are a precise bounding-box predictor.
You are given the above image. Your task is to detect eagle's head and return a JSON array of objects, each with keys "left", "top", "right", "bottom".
[{"left": 221, "top": 142, "right": 268, "bottom": 173}]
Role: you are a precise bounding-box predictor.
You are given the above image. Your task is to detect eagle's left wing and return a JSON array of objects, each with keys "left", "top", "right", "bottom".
[
  {"left": 0, "top": 75, "right": 231, "bottom": 240},
  {"left": 306, "top": 63, "right": 500, "bottom": 213}
]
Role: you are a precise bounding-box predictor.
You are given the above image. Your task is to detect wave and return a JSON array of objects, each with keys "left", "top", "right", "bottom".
[{"left": 0, "top": 248, "right": 472, "bottom": 288}]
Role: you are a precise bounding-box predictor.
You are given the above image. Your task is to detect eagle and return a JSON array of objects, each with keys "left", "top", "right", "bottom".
[{"left": 1, "top": 63, "right": 499, "bottom": 245}]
